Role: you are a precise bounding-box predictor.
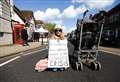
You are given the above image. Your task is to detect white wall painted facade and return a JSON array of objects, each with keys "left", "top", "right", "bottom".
[
  {"left": 27, "top": 17, "right": 35, "bottom": 40},
  {"left": 11, "top": 10, "right": 25, "bottom": 24},
  {"left": 0, "top": 0, "right": 12, "bottom": 45}
]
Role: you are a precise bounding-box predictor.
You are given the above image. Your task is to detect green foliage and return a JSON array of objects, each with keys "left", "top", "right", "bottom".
[{"left": 44, "top": 23, "right": 56, "bottom": 32}]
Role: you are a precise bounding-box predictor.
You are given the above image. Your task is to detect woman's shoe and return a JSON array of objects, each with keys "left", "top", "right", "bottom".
[
  {"left": 59, "top": 68, "right": 65, "bottom": 71},
  {"left": 52, "top": 68, "right": 58, "bottom": 72}
]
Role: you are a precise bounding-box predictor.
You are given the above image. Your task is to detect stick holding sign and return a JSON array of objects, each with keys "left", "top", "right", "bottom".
[{"left": 48, "top": 39, "right": 69, "bottom": 68}]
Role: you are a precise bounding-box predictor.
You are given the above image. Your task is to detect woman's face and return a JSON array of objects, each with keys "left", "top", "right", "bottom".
[{"left": 55, "top": 28, "right": 62, "bottom": 37}]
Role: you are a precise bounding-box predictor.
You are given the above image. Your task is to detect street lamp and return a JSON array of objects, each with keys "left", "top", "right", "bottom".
[{"left": 41, "top": 32, "right": 44, "bottom": 45}]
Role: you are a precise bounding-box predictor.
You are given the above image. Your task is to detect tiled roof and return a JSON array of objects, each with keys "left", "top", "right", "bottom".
[{"left": 21, "top": 10, "right": 34, "bottom": 20}]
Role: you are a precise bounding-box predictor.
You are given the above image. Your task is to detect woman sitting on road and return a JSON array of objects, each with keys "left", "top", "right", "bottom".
[
  {"left": 35, "top": 26, "right": 65, "bottom": 72},
  {"left": 49, "top": 27, "right": 65, "bottom": 71}
]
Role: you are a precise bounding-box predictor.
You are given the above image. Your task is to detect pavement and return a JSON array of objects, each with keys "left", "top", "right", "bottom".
[
  {"left": 0, "top": 42, "right": 47, "bottom": 58},
  {"left": 99, "top": 46, "right": 120, "bottom": 56},
  {"left": 0, "top": 41, "right": 120, "bottom": 58}
]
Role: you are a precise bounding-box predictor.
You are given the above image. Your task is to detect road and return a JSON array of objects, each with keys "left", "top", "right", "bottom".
[{"left": 0, "top": 43, "right": 120, "bottom": 82}]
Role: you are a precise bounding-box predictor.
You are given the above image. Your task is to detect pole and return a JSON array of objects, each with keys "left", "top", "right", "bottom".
[{"left": 41, "top": 33, "right": 43, "bottom": 45}]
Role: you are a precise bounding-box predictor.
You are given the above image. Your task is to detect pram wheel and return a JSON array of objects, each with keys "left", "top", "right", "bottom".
[
  {"left": 90, "top": 61, "right": 101, "bottom": 70},
  {"left": 90, "top": 62, "right": 97, "bottom": 70},
  {"left": 75, "top": 62, "right": 83, "bottom": 71},
  {"left": 96, "top": 61, "right": 101, "bottom": 70}
]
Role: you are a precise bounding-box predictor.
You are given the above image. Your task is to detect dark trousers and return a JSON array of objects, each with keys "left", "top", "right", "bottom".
[{"left": 22, "top": 39, "right": 29, "bottom": 46}]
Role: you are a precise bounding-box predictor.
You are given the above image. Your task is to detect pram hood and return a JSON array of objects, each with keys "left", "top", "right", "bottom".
[{"left": 79, "top": 17, "right": 96, "bottom": 23}]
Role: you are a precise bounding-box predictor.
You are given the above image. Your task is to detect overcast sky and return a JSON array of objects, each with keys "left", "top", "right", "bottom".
[{"left": 14, "top": 0, "right": 120, "bottom": 34}]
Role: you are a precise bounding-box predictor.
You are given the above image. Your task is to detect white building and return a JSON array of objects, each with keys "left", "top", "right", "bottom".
[
  {"left": 11, "top": 5, "right": 25, "bottom": 25},
  {"left": 0, "top": 0, "right": 12, "bottom": 45}
]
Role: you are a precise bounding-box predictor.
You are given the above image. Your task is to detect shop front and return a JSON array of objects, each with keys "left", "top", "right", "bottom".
[{"left": 13, "top": 24, "right": 24, "bottom": 44}]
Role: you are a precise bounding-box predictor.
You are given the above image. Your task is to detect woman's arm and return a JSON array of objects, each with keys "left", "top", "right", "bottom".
[{"left": 60, "top": 32, "right": 64, "bottom": 40}]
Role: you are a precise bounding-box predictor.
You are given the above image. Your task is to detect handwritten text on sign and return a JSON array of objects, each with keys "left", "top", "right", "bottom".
[{"left": 48, "top": 39, "right": 69, "bottom": 68}]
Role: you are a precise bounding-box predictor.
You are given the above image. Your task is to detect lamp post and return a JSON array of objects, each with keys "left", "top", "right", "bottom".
[
  {"left": 41, "top": 24, "right": 44, "bottom": 45},
  {"left": 41, "top": 33, "right": 44, "bottom": 45}
]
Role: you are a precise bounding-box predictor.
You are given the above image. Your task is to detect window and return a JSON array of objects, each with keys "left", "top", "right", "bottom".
[
  {"left": 0, "top": 1, "right": 2, "bottom": 15},
  {"left": 0, "top": 32, "right": 4, "bottom": 37}
]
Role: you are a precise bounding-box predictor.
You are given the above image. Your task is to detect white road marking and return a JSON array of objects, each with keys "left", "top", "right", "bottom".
[
  {"left": 0, "top": 48, "right": 47, "bottom": 67},
  {"left": 22, "top": 48, "right": 46, "bottom": 56},
  {"left": 0, "top": 56, "right": 20, "bottom": 67},
  {"left": 100, "top": 50, "right": 120, "bottom": 56}
]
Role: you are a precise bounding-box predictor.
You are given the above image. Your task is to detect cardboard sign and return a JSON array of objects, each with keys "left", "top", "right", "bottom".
[{"left": 48, "top": 39, "right": 69, "bottom": 68}]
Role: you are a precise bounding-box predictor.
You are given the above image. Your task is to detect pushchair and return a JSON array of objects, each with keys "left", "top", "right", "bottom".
[{"left": 71, "top": 17, "right": 104, "bottom": 71}]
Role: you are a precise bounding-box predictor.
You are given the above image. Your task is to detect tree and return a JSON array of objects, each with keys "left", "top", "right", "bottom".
[
  {"left": 35, "top": 20, "right": 56, "bottom": 33},
  {"left": 44, "top": 23, "right": 56, "bottom": 33}
]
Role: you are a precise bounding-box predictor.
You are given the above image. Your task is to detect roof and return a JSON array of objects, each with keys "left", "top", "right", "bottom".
[
  {"left": 21, "top": 10, "right": 35, "bottom": 22},
  {"left": 107, "top": 3, "right": 120, "bottom": 16}
]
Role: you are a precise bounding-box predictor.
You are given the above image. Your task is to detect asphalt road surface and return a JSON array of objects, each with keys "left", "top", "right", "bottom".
[{"left": 0, "top": 43, "right": 120, "bottom": 82}]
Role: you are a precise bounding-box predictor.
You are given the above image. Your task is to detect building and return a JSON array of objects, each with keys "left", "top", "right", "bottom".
[
  {"left": 0, "top": 0, "right": 12, "bottom": 45},
  {"left": 105, "top": 3, "right": 120, "bottom": 45},
  {"left": 92, "top": 3, "right": 120, "bottom": 46}
]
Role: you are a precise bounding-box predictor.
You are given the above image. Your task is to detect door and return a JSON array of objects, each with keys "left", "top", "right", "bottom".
[{"left": 13, "top": 24, "right": 24, "bottom": 44}]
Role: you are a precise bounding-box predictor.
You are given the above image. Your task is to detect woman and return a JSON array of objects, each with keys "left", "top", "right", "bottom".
[
  {"left": 35, "top": 27, "right": 65, "bottom": 72},
  {"left": 49, "top": 27, "right": 65, "bottom": 72}
]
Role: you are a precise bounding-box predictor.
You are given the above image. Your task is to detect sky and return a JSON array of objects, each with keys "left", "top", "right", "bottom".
[{"left": 13, "top": 0, "right": 120, "bottom": 34}]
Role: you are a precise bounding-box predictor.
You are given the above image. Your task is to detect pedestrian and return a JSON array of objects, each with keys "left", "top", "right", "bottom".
[
  {"left": 21, "top": 27, "right": 29, "bottom": 46},
  {"left": 33, "top": 32, "right": 40, "bottom": 42}
]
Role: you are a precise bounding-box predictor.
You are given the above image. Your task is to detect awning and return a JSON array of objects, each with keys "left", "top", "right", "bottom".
[{"left": 35, "top": 27, "right": 48, "bottom": 33}]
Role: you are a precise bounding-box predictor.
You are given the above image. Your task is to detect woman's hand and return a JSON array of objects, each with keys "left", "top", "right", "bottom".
[{"left": 60, "top": 33, "right": 64, "bottom": 40}]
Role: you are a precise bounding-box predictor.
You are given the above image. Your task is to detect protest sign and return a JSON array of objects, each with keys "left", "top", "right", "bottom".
[{"left": 48, "top": 39, "right": 69, "bottom": 68}]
